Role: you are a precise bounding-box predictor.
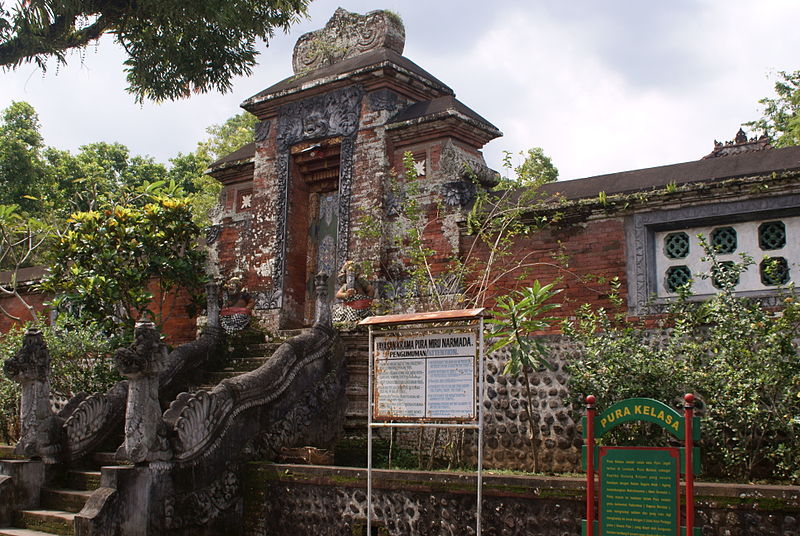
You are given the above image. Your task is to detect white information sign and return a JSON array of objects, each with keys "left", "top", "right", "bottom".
[{"left": 373, "top": 332, "right": 476, "bottom": 420}]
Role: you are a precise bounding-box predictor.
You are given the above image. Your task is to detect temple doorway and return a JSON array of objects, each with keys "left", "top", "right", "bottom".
[{"left": 287, "top": 139, "right": 341, "bottom": 327}]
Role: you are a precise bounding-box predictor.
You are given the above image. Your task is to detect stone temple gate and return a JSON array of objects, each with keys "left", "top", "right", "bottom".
[{"left": 207, "top": 8, "right": 502, "bottom": 330}]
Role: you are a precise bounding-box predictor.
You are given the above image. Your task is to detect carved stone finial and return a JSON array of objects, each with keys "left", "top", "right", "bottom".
[
  {"left": 205, "top": 282, "right": 221, "bottom": 333},
  {"left": 292, "top": 8, "right": 405, "bottom": 74},
  {"left": 4, "top": 328, "right": 62, "bottom": 461},
  {"left": 314, "top": 272, "right": 332, "bottom": 328},
  {"left": 115, "top": 321, "right": 164, "bottom": 378},
  {"left": 4, "top": 328, "right": 49, "bottom": 382},
  {"left": 115, "top": 321, "right": 171, "bottom": 463},
  {"left": 703, "top": 128, "right": 773, "bottom": 158}
]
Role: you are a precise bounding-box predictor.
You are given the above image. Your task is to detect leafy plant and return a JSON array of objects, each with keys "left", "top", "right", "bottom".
[
  {"left": 566, "top": 242, "right": 800, "bottom": 482},
  {"left": 0, "top": 0, "right": 312, "bottom": 102},
  {"left": 40, "top": 188, "right": 206, "bottom": 338},
  {"left": 487, "top": 281, "right": 562, "bottom": 472},
  {"left": 744, "top": 70, "right": 800, "bottom": 148}
]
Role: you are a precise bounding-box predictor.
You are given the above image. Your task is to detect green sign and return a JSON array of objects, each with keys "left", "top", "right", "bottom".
[
  {"left": 600, "top": 447, "right": 679, "bottom": 536},
  {"left": 593, "top": 398, "right": 699, "bottom": 440}
]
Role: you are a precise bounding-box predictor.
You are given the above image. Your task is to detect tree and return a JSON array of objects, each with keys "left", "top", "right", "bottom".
[
  {"left": 487, "top": 282, "right": 562, "bottom": 473},
  {"left": 565, "top": 244, "right": 800, "bottom": 482},
  {"left": 0, "top": 102, "right": 48, "bottom": 214},
  {"left": 745, "top": 70, "right": 800, "bottom": 148},
  {"left": 168, "top": 111, "right": 256, "bottom": 225},
  {"left": 40, "top": 188, "right": 206, "bottom": 336},
  {"left": 46, "top": 142, "right": 169, "bottom": 214},
  {"left": 0, "top": 0, "right": 311, "bottom": 102},
  {"left": 199, "top": 111, "right": 258, "bottom": 161},
  {"left": 497, "top": 147, "right": 559, "bottom": 189}
]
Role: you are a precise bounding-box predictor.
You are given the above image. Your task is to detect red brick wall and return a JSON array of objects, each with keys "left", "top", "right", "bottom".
[
  {"left": 0, "top": 291, "right": 48, "bottom": 333},
  {"left": 0, "top": 282, "right": 197, "bottom": 345},
  {"left": 460, "top": 217, "right": 628, "bottom": 332}
]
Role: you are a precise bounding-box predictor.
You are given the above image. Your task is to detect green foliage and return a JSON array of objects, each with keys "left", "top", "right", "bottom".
[
  {"left": 0, "top": 316, "right": 121, "bottom": 442},
  {"left": 174, "top": 111, "right": 256, "bottom": 225},
  {"left": 745, "top": 70, "right": 800, "bottom": 147},
  {"left": 499, "top": 147, "right": 559, "bottom": 189},
  {"left": 199, "top": 111, "right": 257, "bottom": 161},
  {"left": 488, "top": 282, "right": 562, "bottom": 375},
  {"left": 0, "top": 100, "right": 250, "bottom": 229},
  {"left": 487, "top": 281, "right": 561, "bottom": 472},
  {"left": 0, "top": 0, "right": 311, "bottom": 102},
  {"left": 40, "top": 191, "right": 206, "bottom": 337},
  {"left": 0, "top": 102, "right": 47, "bottom": 214},
  {"left": 565, "top": 244, "right": 800, "bottom": 482}
]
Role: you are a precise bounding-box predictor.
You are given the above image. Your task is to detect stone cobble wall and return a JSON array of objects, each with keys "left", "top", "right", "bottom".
[{"left": 243, "top": 464, "right": 800, "bottom": 536}]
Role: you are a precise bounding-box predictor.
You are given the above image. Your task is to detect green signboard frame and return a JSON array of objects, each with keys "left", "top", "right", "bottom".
[{"left": 582, "top": 394, "right": 700, "bottom": 536}]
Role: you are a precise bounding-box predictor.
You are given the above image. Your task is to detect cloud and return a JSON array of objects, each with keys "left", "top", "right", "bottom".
[{"left": 2, "top": 0, "right": 800, "bottom": 181}]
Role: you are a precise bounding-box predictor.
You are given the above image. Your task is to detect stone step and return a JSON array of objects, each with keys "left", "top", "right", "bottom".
[
  {"left": 226, "top": 357, "right": 267, "bottom": 372},
  {"left": 65, "top": 471, "right": 101, "bottom": 492},
  {"left": 203, "top": 371, "right": 241, "bottom": 384},
  {"left": 15, "top": 510, "right": 74, "bottom": 536},
  {"left": 0, "top": 444, "right": 23, "bottom": 460},
  {"left": 91, "top": 451, "right": 119, "bottom": 467},
  {"left": 245, "top": 342, "right": 282, "bottom": 356},
  {"left": 0, "top": 528, "right": 65, "bottom": 536},
  {"left": 40, "top": 489, "right": 93, "bottom": 514}
]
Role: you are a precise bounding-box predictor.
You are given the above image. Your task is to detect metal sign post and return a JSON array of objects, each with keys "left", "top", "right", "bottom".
[{"left": 360, "top": 309, "right": 488, "bottom": 536}]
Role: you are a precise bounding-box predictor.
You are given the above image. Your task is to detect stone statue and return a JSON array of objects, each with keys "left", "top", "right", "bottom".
[
  {"left": 220, "top": 278, "right": 253, "bottom": 335},
  {"left": 331, "top": 261, "right": 375, "bottom": 325},
  {"left": 3, "top": 328, "right": 63, "bottom": 462},
  {"left": 115, "top": 321, "right": 171, "bottom": 463}
]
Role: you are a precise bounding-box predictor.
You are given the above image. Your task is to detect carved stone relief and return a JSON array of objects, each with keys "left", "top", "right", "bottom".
[
  {"left": 368, "top": 88, "right": 401, "bottom": 112},
  {"left": 292, "top": 8, "right": 405, "bottom": 74},
  {"left": 438, "top": 139, "right": 499, "bottom": 187},
  {"left": 254, "top": 120, "right": 271, "bottom": 142},
  {"left": 3, "top": 329, "right": 63, "bottom": 462},
  {"left": 442, "top": 180, "right": 477, "bottom": 207},
  {"left": 115, "top": 321, "right": 171, "bottom": 463}
]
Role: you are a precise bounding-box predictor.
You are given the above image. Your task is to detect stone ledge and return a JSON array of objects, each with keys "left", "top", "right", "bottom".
[{"left": 247, "top": 462, "right": 800, "bottom": 509}]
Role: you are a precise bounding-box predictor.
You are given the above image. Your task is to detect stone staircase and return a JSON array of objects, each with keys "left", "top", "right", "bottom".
[
  {"left": 192, "top": 330, "right": 304, "bottom": 391},
  {"left": 0, "top": 448, "right": 107, "bottom": 536},
  {"left": 0, "top": 332, "right": 296, "bottom": 536}
]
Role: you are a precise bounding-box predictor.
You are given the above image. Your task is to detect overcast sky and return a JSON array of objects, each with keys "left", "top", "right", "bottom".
[{"left": 2, "top": 0, "right": 799, "bottom": 181}]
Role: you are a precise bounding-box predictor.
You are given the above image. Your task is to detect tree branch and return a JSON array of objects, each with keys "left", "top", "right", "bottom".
[{"left": 0, "top": 11, "right": 114, "bottom": 67}]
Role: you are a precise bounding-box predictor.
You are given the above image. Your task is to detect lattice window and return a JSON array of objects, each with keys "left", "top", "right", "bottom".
[
  {"left": 758, "top": 221, "right": 786, "bottom": 250},
  {"left": 665, "top": 266, "right": 691, "bottom": 293},
  {"left": 760, "top": 257, "right": 790, "bottom": 286},
  {"left": 711, "top": 227, "right": 737, "bottom": 254},
  {"left": 711, "top": 261, "right": 738, "bottom": 289},
  {"left": 664, "top": 232, "right": 689, "bottom": 259}
]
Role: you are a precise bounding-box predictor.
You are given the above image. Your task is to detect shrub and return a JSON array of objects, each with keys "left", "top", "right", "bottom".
[
  {"left": 0, "top": 316, "right": 122, "bottom": 443},
  {"left": 565, "top": 249, "right": 800, "bottom": 482}
]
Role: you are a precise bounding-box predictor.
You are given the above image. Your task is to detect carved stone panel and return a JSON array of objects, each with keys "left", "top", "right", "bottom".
[{"left": 292, "top": 8, "right": 405, "bottom": 74}]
